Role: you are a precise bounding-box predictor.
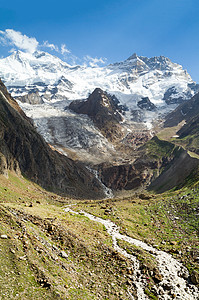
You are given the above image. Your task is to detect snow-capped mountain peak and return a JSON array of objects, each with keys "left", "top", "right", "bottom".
[
  {"left": 0, "top": 49, "right": 198, "bottom": 163},
  {"left": 127, "top": 52, "right": 138, "bottom": 60},
  {"left": 0, "top": 50, "right": 197, "bottom": 110},
  {"left": 0, "top": 50, "right": 79, "bottom": 87}
]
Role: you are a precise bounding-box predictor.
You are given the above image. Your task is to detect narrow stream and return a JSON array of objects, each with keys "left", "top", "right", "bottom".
[
  {"left": 65, "top": 207, "right": 199, "bottom": 300},
  {"left": 86, "top": 166, "right": 113, "bottom": 198}
]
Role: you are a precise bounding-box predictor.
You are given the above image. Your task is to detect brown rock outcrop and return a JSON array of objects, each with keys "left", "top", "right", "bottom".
[
  {"left": 97, "top": 159, "right": 157, "bottom": 190},
  {"left": 97, "top": 137, "right": 199, "bottom": 193},
  {"left": 69, "top": 88, "right": 124, "bottom": 141}
]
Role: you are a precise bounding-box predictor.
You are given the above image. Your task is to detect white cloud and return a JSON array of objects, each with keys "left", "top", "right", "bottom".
[
  {"left": 42, "top": 40, "right": 59, "bottom": 52},
  {"left": 0, "top": 29, "right": 39, "bottom": 53},
  {"left": 84, "top": 55, "right": 107, "bottom": 67},
  {"left": 0, "top": 29, "right": 108, "bottom": 68},
  {"left": 41, "top": 41, "right": 70, "bottom": 57},
  {"left": 8, "top": 48, "right": 16, "bottom": 53},
  {"left": 61, "top": 44, "right": 70, "bottom": 55},
  {"left": 0, "top": 29, "right": 70, "bottom": 57}
]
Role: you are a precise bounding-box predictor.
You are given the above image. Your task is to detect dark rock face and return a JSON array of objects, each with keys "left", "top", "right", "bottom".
[
  {"left": 97, "top": 159, "right": 157, "bottom": 190},
  {"left": 163, "top": 87, "right": 186, "bottom": 105},
  {"left": 164, "top": 91, "right": 199, "bottom": 127},
  {"left": 190, "top": 271, "right": 199, "bottom": 285},
  {"left": 69, "top": 88, "right": 124, "bottom": 141},
  {"left": 97, "top": 137, "right": 199, "bottom": 193},
  {"left": 137, "top": 97, "right": 156, "bottom": 111},
  {"left": 0, "top": 79, "right": 31, "bottom": 123},
  {"left": 163, "top": 85, "right": 198, "bottom": 105},
  {"left": 0, "top": 79, "right": 105, "bottom": 199}
]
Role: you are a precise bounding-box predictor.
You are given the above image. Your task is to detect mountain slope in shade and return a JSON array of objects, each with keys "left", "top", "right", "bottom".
[
  {"left": 97, "top": 136, "right": 199, "bottom": 193},
  {"left": 164, "top": 91, "right": 199, "bottom": 127},
  {"left": 0, "top": 79, "right": 105, "bottom": 199},
  {"left": 173, "top": 114, "right": 199, "bottom": 156}
]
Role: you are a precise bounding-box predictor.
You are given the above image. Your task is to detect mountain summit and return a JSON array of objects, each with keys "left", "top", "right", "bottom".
[
  {"left": 0, "top": 49, "right": 198, "bottom": 165},
  {"left": 69, "top": 88, "right": 124, "bottom": 141},
  {"left": 0, "top": 50, "right": 198, "bottom": 109}
]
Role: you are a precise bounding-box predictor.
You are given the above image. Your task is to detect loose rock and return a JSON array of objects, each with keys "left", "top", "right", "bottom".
[
  {"left": 60, "top": 250, "right": 68, "bottom": 259},
  {"left": 1, "top": 234, "right": 8, "bottom": 239},
  {"left": 190, "top": 271, "right": 199, "bottom": 285}
]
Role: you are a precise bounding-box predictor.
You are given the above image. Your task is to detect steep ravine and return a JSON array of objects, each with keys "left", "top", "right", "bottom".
[{"left": 64, "top": 207, "right": 199, "bottom": 300}]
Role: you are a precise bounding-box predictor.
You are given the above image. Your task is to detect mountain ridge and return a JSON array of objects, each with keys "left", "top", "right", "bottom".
[
  {"left": 1, "top": 49, "right": 197, "bottom": 164},
  {"left": 0, "top": 79, "right": 106, "bottom": 199},
  {"left": 0, "top": 50, "right": 197, "bottom": 109}
]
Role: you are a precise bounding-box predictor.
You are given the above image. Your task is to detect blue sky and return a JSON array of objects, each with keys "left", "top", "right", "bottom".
[{"left": 0, "top": 0, "right": 199, "bottom": 80}]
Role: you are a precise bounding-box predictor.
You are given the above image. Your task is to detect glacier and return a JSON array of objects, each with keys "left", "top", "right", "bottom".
[{"left": 0, "top": 50, "right": 198, "bottom": 163}]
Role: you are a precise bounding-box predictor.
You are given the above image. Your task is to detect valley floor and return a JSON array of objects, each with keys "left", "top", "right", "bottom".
[{"left": 0, "top": 173, "right": 198, "bottom": 299}]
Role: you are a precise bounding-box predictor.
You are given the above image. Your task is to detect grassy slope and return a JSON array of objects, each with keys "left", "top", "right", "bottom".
[
  {"left": 0, "top": 172, "right": 136, "bottom": 299},
  {"left": 75, "top": 188, "right": 199, "bottom": 298},
  {"left": 144, "top": 136, "right": 176, "bottom": 159},
  {"left": 0, "top": 171, "right": 198, "bottom": 299},
  {"left": 141, "top": 136, "right": 199, "bottom": 193}
]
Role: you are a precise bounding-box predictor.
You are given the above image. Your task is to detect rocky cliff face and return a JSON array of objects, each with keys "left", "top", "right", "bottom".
[
  {"left": 164, "top": 91, "right": 199, "bottom": 127},
  {"left": 97, "top": 137, "right": 199, "bottom": 193},
  {"left": 69, "top": 88, "right": 124, "bottom": 141},
  {"left": 137, "top": 97, "right": 157, "bottom": 111},
  {"left": 0, "top": 79, "right": 105, "bottom": 199},
  {"left": 97, "top": 159, "right": 157, "bottom": 190},
  {"left": 0, "top": 79, "right": 31, "bottom": 123}
]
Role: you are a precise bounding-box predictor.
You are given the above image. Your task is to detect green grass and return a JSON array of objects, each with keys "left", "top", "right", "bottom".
[
  {"left": 145, "top": 288, "right": 158, "bottom": 300},
  {"left": 0, "top": 208, "right": 54, "bottom": 299},
  {"left": 0, "top": 172, "right": 138, "bottom": 299},
  {"left": 0, "top": 171, "right": 198, "bottom": 299},
  {"left": 76, "top": 187, "right": 199, "bottom": 281},
  {"left": 144, "top": 136, "right": 176, "bottom": 159}
]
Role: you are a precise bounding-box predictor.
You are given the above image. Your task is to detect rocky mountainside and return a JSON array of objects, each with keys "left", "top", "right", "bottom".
[
  {"left": 162, "top": 91, "right": 199, "bottom": 156},
  {"left": 0, "top": 50, "right": 198, "bottom": 165},
  {"left": 97, "top": 136, "right": 199, "bottom": 193},
  {"left": 69, "top": 88, "right": 124, "bottom": 141},
  {"left": 173, "top": 114, "right": 199, "bottom": 156},
  {"left": 0, "top": 79, "right": 105, "bottom": 199},
  {"left": 164, "top": 91, "right": 199, "bottom": 127}
]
